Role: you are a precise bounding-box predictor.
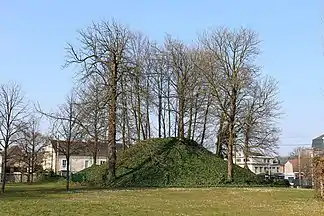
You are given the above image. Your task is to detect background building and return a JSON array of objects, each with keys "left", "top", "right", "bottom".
[{"left": 234, "top": 151, "right": 280, "bottom": 175}]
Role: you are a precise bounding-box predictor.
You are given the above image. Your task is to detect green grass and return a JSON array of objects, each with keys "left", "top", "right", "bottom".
[
  {"left": 0, "top": 183, "right": 322, "bottom": 216},
  {"left": 75, "top": 138, "right": 259, "bottom": 187}
]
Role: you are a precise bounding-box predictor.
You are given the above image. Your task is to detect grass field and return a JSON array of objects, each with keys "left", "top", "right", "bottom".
[{"left": 0, "top": 183, "right": 323, "bottom": 216}]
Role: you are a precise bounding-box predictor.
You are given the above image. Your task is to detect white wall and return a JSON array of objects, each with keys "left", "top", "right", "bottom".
[
  {"left": 283, "top": 161, "right": 295, "bottom": 180},
  {"left": 234, "top": 152, "right": 280, "bottom": 174},
  {"left": 57, "top": 155, "right": 107, "bottom": 173},
  {"left": 236, "top": 163, "right": 280, "bottom": 174},
  {"left": 42, "top": 144, "right": 56, "bottom": 171}
]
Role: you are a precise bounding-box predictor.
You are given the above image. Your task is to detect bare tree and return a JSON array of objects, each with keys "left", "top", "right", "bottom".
[
  {"left": 76, "top": 76, "right": 107, "bottom": 164},
  {"left": 128, "top": 32, "right": 151, "bottom": 142},
  {"left": 199, "top": 27, "right": 261, "bottom": 181},
  {"left": 239, "top": 75, "right": 282, "bottom": 168},
  {"left": 18, "top": 113, "right": 47, "bottom": 183},
  {"left": 66, "top": 20, "right": 131, "bottom": 180},
  {"left": 150, "top": 43, "right": 169, "bottom": 138},
  {"left": 39, "top": 92, "right": 83, "bottom": 191},
  {"left": 0, "top": 82, "right": 27, "bottom": 193},
  {"left": 164, "top": 35, "right": 196, "bottom": 139}
]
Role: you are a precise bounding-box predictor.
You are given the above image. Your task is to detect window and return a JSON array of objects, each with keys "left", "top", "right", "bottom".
[
  {"left": 264, "top": 159, "right": 267, "bottom": 163},
  {"left": 272, "top": 167, "right": 275, "bottom": 169},
  {"left": 85, "top": 160, "right": 89, "bottom": 168},
  {"left": 255, "top": 167, "right": 258, "bottom": 173},
  {"left": 62, "top": 160, "right": 67, "bottom": 168},
  {"left": 100, "top": 160, "right": 105, "bottom": 165}
]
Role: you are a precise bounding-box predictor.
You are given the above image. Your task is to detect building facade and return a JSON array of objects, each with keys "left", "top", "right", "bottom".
[
  {"left": 42, "top": 140, "right": 123, "bottom": 175},
  {"left": 234, "top": 152, "right": 280, "bottom": 175}
]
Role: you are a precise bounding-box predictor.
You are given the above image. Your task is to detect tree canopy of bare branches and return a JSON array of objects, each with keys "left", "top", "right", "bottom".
[
  {"left": 0, "top": 82, "right": 28, "bottom": 193},
  {"left": 199, "top": 27, "right": 262, "bottom": 181},
  {"left": 18, "top": 113, "right": 47, "bottom": 183},
  {"left": 61, "top": 19, "right": 282, "bottom": 183}
]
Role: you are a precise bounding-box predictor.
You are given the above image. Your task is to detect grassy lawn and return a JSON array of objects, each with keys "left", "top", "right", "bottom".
[{"left": 0, "top": 183, "right": 323, "bottom": 216}]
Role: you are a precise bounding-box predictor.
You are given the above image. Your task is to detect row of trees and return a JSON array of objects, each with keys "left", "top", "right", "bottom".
[
  {"left": 60, "top": 20, "right": 281, "bottom": 182},
  {"left": 0, "top": 83, "right": 46, "bottom": 193},
  {"left": 0, "top": 19, "right": 282, "bottom": 192}
]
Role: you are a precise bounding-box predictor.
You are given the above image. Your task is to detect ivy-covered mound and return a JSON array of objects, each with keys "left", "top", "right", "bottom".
[{"left": 72, "top": 138, "right": 260, "bottom": 187}]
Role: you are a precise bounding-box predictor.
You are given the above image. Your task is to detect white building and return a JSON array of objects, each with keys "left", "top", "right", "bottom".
[
  {"left": 234, "top": 151, "right": 280, "bottom": 175},
  {"left": 42, "top": 140, "right": 123, "bottom": 176}
]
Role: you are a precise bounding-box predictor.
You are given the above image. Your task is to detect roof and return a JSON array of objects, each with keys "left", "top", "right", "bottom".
[
  {"left": 249, "top": 151, "right": 264, "bottom": 157},
  {"left": 0, "top": 145, "right": 24, "bottom": 166},
  {"left": 313, "top": 134, "right": 324, "bottom": 140},
  {"left": 312, "top": 134, "right": 324, "bottom": 149},
  {"left": 287, "top": 159, "right": 299, "bottom": 172},
  {"left": 51, "top": 140, "right": 124, "bottom": 157},
  {"left": 277, "top": 156, "right": 289, "bottom": 165}
]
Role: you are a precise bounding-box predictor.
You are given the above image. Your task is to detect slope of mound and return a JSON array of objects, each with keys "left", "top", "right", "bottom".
[{"left": 73, "top": 138, "right": 258, "bottom": 187}]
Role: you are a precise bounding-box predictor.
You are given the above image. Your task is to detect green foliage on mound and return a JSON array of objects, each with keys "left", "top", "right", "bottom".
[{"left": 72, "top": 138, "right": 260, "bottom": 187}]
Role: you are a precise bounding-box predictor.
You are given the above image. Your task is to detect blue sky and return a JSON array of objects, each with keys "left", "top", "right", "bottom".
[{"left": 1, "top": 0, "right": 323, "bottom": 155}]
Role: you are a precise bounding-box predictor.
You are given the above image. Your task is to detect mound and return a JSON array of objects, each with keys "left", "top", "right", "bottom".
[{"left": 72, "top": 138, "right": 259, "bottom": 187}]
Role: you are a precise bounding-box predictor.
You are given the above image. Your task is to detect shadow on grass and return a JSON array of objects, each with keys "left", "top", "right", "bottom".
[
  {"left": 0, "top": 183, "right": 178, "bottom": 201},
  {"left": 0, "top": 183, "right": 106, "bottom": 200},
  {"left": 0, "top": 182, "right": 292, "bottom": 201}
]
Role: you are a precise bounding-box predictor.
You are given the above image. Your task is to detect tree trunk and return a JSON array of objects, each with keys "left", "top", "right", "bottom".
[
  {"left": 227, "top": 121, "right": 235, "bottom": 182},
  {"left": 122, "top": 120, "right": 126, "bottom": 150},
  {"left": 107, "top": 61, "right": 118, "bottom": 179},
  {"left": 145, "top": 79, "right": 151, "bottom": 139},
  {"left": 27, "top": 168, "right": 31, "bottom": 183},
  {"left": 136, "top": 73, "right": 142, "bottom": 142},
  {"left": 200, "top": 95, "right": 211, "bottom": 145},
  {"left": 126, "top": 110, "right": 131, "bottom": 147},
  {"left": 187, "top": 105, "right": 193, "bottom": 139},
  {"left": 1, "top": 147, "right": 7, "bottom": 193},
  {"left": 192, "top": 93, "right": 199, "bottom": 140},
  {"left": 146, "top": 101, "right": 151, "bottom": 139},
  {"left": 141, "top": 121, "right": 146, "bottom": 140},
  {"left": 31, "top": 138, "right": 36, "bottom": 183},
  {"left": 162, "top": 101, "right": 167, "bottom": 138},
  {"left": 131, "top": 85, "right": 140, "bottom": 143},
  {"left": 158, "top": 93, "right": 162, "bottom": 138},
  {"left": 243, "top": 127, "right": 250, "bottom": 169},
  {"left": 66, "top": 155, "right": 70, "bottom": 191},
  {"left": 133, "top": 105, "right": 139, "bottom": 141},
  {"left": 93, "top": 139, "right": 98, "bottom": 165},
  {"left": 31, "top": 162, "right": 34, "bottom": 183},
  {"left": 227, "top": 89, "right": 237, "bottom": 181},
  {"left": 216, "top": 112, "right": 225, "bottom": 157},
  {"left": 174, "top": 106, "right": 178, "bottom": 138},
  {"left": 178, "top": 96, "right": 185, "bottom": 139},
  {"left": 167, "top": 78, "right": 171, "bottom": 137},
  {"left": 121, "top": 77, "right": 127, "bottom": 150}
]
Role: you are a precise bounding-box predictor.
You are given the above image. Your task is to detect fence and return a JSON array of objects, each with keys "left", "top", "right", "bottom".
[{"left": 0, "top": 172, "right": 38, "bottom": 183}]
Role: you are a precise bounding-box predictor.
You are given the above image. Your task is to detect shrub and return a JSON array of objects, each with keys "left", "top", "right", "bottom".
[
  {"left": 271, "top": 179, "right": 290, "bottom": 187},
  {"left": 36, "top": 170, "right": 64, "bottom": 183}
]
